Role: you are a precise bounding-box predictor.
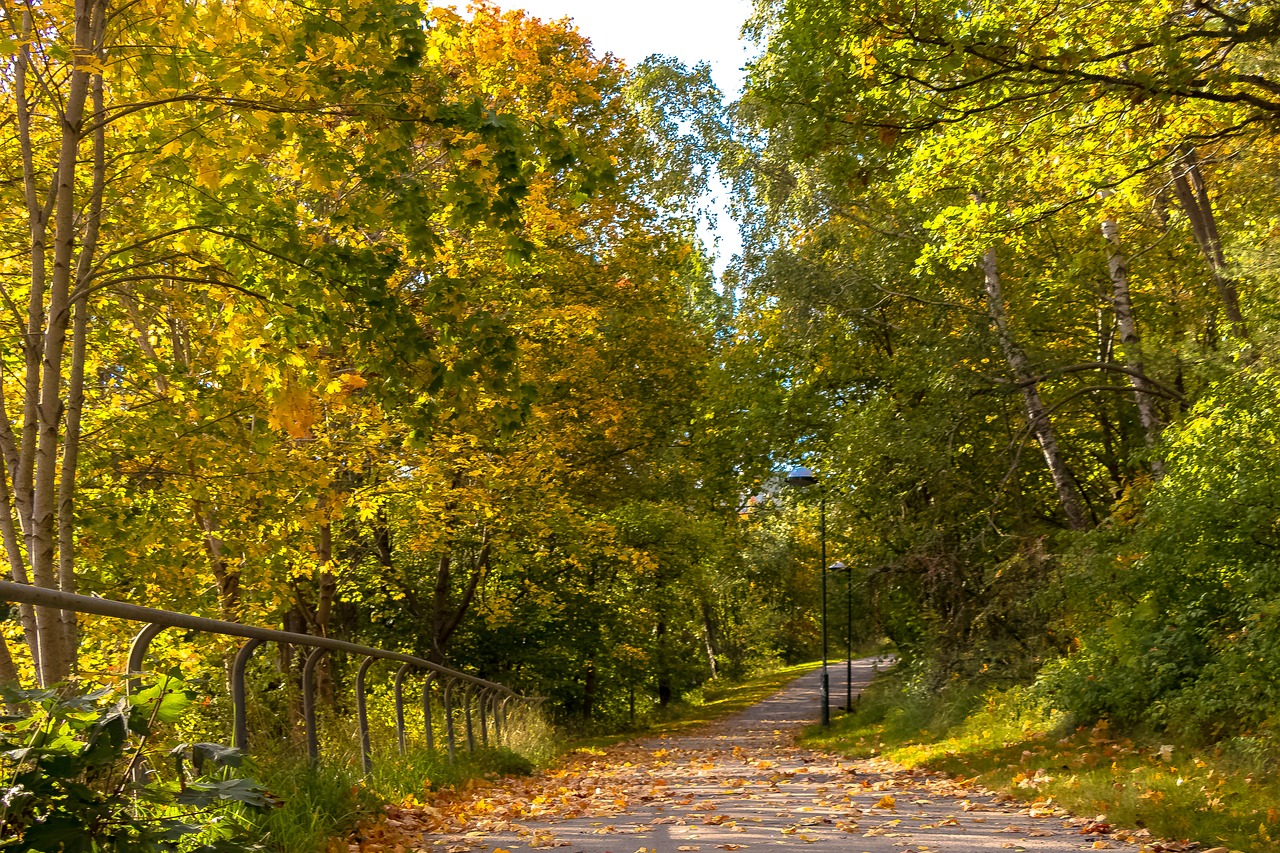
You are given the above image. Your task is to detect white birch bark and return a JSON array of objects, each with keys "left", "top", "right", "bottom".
[
  {"left": 1099, "top": 192, "right": 1164, "bottom": 475},
  {"left": 980, "top": 246, "right": 1089, "bottom": 531},
  {"left": 6, "top": 0, "right": 109, "bottom": 685}
]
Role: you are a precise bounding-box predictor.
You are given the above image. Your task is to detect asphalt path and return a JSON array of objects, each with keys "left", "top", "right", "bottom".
[{"left": 401, "top": 659, "right": 1159, "bottom": 853}]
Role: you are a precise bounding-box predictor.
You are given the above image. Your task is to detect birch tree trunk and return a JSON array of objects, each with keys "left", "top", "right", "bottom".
[
  {"left": 5, "top": 0, "right": 109, "bottom": 685},
  {"left": 1171, "top": 146, "right": 1246, "bottom": 340},
  {"left": 0, "top": 637, "right": 19, "bottom": 700},
  {"left": 1099, "top": 193, "right": 1164, "bottom": 475},
  {"left": 980, "top": 246, "right": 1089, "bottom": 531}
]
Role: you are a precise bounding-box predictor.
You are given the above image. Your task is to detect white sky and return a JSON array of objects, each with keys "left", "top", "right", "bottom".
[
  {"left": 492, "top": 0, "right": 756, "bottom": 273},
  {"left": 503, "top": 0, "right": 757, "bottom": 97}
]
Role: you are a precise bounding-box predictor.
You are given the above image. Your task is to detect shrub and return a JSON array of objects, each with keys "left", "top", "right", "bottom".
[{"left": 0, "top": 677, "right": 270, "bottom": 852}]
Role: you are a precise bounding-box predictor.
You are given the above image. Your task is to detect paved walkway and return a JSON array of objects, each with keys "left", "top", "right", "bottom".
[{"left": 393, "top": 660, "right": 1159, "bottom": 853}]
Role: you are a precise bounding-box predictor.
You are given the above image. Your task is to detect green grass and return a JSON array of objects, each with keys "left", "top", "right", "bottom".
[
  {"left": 801, "top": 673, "right": 1280, "bottom": 853},
  {"left": 569, "top": 661, "right": 822, "bottom": 752},
  {"left": 255, "top": 759, "right": 382, "bottom": 853},
  {"left": 246, "top": 702, "right": 557, "bottom": 853}
]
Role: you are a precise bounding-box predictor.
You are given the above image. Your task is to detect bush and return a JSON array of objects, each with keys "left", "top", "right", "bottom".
[
  {"left": 0, "top": 677, "right": 270, "bottom": 852},
  {"left": 1037, "top": 368, "right": 1280, "bottom": 739}
]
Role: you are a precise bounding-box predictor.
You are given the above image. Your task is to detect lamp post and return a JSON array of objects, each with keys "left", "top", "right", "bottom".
[
  {"left": 786, "top": 465, "right": 829, "bottom": 727},
  {"left": 828, "top": 560, "right": 853, "bottom": 712}
]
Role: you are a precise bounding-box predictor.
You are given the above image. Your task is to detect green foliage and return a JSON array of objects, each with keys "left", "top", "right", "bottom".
[
  {"left": 0, "top": 680, "right": 269, "bottom": 852},
  {"left": 716, "top": 5, "right": 1280, "bottom": 815},
  {"left": 1038, "top": 366, "right": 1280, "bottom": 738}
]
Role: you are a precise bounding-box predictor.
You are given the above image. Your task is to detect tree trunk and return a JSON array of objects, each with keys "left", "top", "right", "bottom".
[
  {"left": 655, "top": 617, "right": 672, "bottom": 706},
  {"left": 6, "top": 0, "right": 108, "bottom": 686},
  {"left": 195, "top": 502, "right": 240, "bottom": 621},
  {"left": 0, "top": 636, "right": 20, "bottom": 711},
  {"left": 315, "top": 521, "right": 336, "bottom": 706},
  {"left": 1099, "top": 194, "right": 1164, "bottom": 475},
  {"left": 432, "top": 537, "right": 491, "bottom": 660},
  {"left": 700, "top": 599, "right": 719, "bottom": 678},
  {"left": 28, "top": 0, "right": 103, "bottom": 687},
  {"left": 980, "top": 246, "right": 1089, "bottom": 530},
  {"left": 55, "top": 59, "right": 106, "bottom": 663},
  {"left": 1171, "top": 146, "right": 1246, "bottom": 339},
  {"left": 0, "top": 463, "right": 39, "bottom": 679},
  {"left": 582, "top": 659, "right": 596, "bottom": 721}
]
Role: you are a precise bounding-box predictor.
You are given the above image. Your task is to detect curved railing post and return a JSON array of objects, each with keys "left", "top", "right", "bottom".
[
  {"left": 490, "top": 690, "right": 502, "bottom": 745},
  {"left": 464, "top": 685, "right": 477, "bottom": 753},
  {"left": 443, "top": 677, "right": 457, "bottom": 764},
  {"left": 126, "top": 622, "right": 166, "bottom": 691},
  {"left": 478, "top": 688, "right": 490, "bottom": 747},
  {"left": 125, "top": 622, "right": 167, "bottom": 783},
  {"left": 394, "top": 663, "right": 412, "bottom": 756},
  {"left": 302, "top": 647, "right": 327, "bottom": 763},
  {"left": 497, "top": 695, "right": 512, "bottom": 745},
  {"left": 355, "top": 656, "right": 376, "bottom": 774},
  {"left": 422, "top": 672, "right": 436, "bottom": 754},
  {"left": 231, "top": 638, "right": 265, "bottom": 753}
]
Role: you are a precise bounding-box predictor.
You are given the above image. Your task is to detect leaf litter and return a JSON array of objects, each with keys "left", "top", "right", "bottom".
[{"left": 362, "top": 680, "right": 1189, "bottom": 853}]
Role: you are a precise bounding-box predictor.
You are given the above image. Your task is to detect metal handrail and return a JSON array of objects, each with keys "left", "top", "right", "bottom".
[{"left": 0, "top": 580, "right": 527, "bottom": 771}]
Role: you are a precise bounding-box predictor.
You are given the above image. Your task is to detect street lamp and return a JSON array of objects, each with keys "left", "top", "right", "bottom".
[
  {"left": 828, "top": 560, "right": 853, "bottom": 712},
  {"left": 786, "top": 465, "right": 829, "bottom": 727}
]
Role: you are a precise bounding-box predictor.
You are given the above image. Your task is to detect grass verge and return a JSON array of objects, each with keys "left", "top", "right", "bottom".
[
  {"left": 570, "top": 661, "right": 822, "bottom": 752},
  {"left": 801, "top": 672, "right": 1280, "bottom": 853}
]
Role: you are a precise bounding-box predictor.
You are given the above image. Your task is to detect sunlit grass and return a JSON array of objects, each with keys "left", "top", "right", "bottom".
[
  {"left": 570, "top": 661, "right": 822, "bottom": 751},
  {"left": 802, "top": 674, "right": 1280, "bottom": 852}
]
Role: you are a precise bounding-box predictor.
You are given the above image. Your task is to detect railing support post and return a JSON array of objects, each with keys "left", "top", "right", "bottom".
[
  {"left": 302, "top": 647, "right": 327, "bottom": 763},
  {"left": 464, "top": 686, "right": 476, "bottom": 753},
  {"left": 356, "top": 656, "right": 376, "bottom": 774},
  {"left": 422, "top": 673, "right": 436, "bottom": 754},
  {"left": 443, "top": 678, "right": 457, "bottom": 764},
  {"left": 231, "top": 638, "right": 265, "bottom": 753},
  {"left": 126, "top": 623, "right": 166, "bottom": 689},
  {"left": 394, "top": 663, "right": 412, "bottom": 756},
  {"left": 497, "top": 696, "right": 511, "bottom": 745}
]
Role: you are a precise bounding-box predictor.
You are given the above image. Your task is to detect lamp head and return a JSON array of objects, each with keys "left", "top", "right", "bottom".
[
  {"left": 786, "top": 465, "right": 817, "bottom": 487},
  {"left": 829, "top": 560, "right": 847, "bottom": 572}
]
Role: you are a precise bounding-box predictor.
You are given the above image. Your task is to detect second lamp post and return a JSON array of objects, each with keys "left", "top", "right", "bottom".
[
  {"left": 828, "top": 560, "right": 854, "bottom": 712},
  {"left": 786, "top": 465, "right": 830, "bottom": 726}
]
